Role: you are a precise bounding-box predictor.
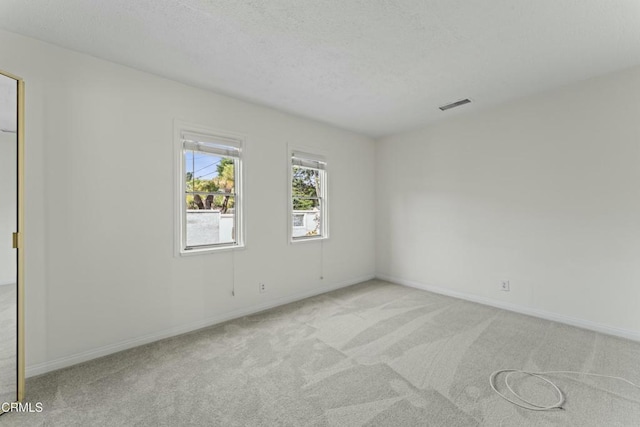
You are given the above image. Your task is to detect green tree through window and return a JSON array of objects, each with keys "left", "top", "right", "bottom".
[{"left": 292, "top": 166, "right": 320, "bottom": 210}]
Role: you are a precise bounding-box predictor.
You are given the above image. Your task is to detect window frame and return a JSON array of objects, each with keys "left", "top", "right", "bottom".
[
  {"left": 175, "top": 121, "right": 245, "bottom": 256},
  {"left": 288, "top": 146, "right": 328, "bottom": 243}
]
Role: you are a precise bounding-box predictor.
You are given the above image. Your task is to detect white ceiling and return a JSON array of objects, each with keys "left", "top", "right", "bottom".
[{"left": 1, "top": 1, "right": 640, "bottom": 137}]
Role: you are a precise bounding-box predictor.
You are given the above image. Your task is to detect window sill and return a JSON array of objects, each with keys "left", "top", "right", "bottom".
[
  {"left": 290, "top": 236, "right": 328, "bottom": 244},
  {"left": 179, "top": 244, "right": 245, "bottom": 256}
]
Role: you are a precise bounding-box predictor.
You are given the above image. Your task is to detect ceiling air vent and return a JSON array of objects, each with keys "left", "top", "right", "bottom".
[{"left": 439, "top": 98, "right": 471, "bottom": 111}]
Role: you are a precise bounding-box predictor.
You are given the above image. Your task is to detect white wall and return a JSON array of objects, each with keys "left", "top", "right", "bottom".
[
  {"left": 4, "top": 25, "right": 638, "bottom": 376},
  {"left": 376, "top": 65, "right": 640, "bottom": 339},
  {"left": 0, "top": 29, "right": 376, "bottom": 374},
  {"left": 0, "top": 131, "right": 17, "bottom": 286}
]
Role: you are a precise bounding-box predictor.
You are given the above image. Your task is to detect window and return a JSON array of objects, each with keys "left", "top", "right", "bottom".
[
  {"left": 290, "top": 150, "right": 327, "bottom": 241},
  {"left": 178, "top": 128, "right": 243, "bottom": 253},
  {"left": 292, "top": 213, "right": 305, "bottom": 228}
]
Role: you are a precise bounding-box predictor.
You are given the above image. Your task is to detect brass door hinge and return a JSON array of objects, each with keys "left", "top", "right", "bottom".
[{"left": 12, "top": 232, "right": 19, "bottom": 249}]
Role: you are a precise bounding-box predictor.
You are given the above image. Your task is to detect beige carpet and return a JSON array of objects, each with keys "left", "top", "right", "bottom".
[{"left": 2, "top": 280, "right": 639, "bottom": 426}]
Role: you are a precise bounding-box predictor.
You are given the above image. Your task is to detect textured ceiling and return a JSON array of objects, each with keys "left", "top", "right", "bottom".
[{"left": 1, "top": 1, "right": 640, "bottom": 137}]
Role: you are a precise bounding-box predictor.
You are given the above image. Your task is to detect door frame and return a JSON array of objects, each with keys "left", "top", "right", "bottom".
[{"left": 0, "top": 68, "right": 25, "bottom": 402}]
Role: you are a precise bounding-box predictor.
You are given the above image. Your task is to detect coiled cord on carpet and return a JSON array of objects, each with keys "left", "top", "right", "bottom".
[{"left": 489, "top": 369, "right": 640, "bottom": 411}]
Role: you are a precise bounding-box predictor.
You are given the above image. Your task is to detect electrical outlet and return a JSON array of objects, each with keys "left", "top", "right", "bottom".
[
  {"left": 259, "top": 283, "right": 266, "bottom": 293},
  {"left": 501, "top": 280, "right": 510, "bottom": 292}
]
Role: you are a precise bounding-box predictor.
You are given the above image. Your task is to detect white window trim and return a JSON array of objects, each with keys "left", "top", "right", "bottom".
[
  {"left": 174, "top": 120, "right": 246, "bottom": 256},
  {"left": 288, "top": 144, "right": 329, "bottom": 244}
]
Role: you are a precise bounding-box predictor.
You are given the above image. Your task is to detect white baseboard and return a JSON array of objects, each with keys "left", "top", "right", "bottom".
[
  {"left": 26, "top": 274, "right": 375, "bottom": 378},
  {"left": 376, "top": 274, "right": 640, "bottom": 343}
]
